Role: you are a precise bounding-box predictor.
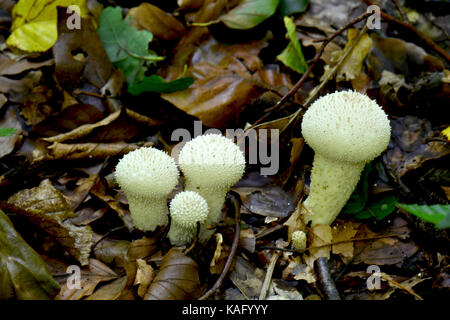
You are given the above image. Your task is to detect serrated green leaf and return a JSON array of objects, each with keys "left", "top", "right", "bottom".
[
  {"left": 398, "top": 203, "right": 450, "bottom": 228},
  {"left": 0, "top": 210, "right": 60, "bottom": 299},
  {"left": 128, "top": 75, "right": 194, "bottom": 95},
  {"left": 97, "top": 6, "right": 163, "bottom": 84},
  {"left": 0, "top": 128, "right": 17, "bottom": 137},
  {"left": 278, "top": 0, "right": 308, "bottom": 18},
  {"left": 276, "top": 16, "right": 308, "bottom": 73},
  {"left": 221, "top": 0, "right": 280, "bottom": 29}
]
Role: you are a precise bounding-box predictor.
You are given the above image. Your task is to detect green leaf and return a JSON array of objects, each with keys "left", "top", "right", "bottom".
[
  {"left": 0, "top": 128, "right": 17, "bottom": 137},
  {"left": 355, "top": 196, "right": 398, "bottom": 220},
  {"left": 398, "top": 203, "right": 450, "bottom": 228},
  {"left": 97, "top": 6, "right": 164, "bottom": 84},
  {"left": 0, "top": 210, "right": 60, "bottom": 299},
  {"left": 128, "top": 75, "right": 194, "bottom": 95},
  {"left": 276, "top": 16, "right": 308, "bottom": 73},
  {"left": 278, "top": 0, "right": 308, "bottom": 17},
  {"left": 221, "top": 0, "right": 280, "bottom": 29}
]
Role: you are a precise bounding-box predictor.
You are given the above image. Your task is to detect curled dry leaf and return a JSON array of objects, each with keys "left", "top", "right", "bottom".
[
  {"left": 127, "top": 3, "right": 187, "bottom": 41},
  {"left": 0, "top": 54, "right": 53, "bottom": 76},
  {"left": 7, "top": 179, "right": 94, "bottom": 265},
  {"left": 134, "top": 258, "right": 155, "bottom": 298},
  {"left": 144, "top": 248, "right": 201, "bottom": 300},
  {"left": 331, "top": 220, "right": 361, "bottom": 263},
  {"left": 55, "top": 258, "right": 119, "bottom": 300},
  {"left": 85, "top": 276, "right": 128, "bottom": 300}
]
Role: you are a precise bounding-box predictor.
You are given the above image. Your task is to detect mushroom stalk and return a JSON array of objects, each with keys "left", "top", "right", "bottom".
[
  {"left": 303, "top": 154, "right": 365, "bottom": 226},
  {"left": 127, "top": 194, "right": 169, "bottom": 231}
]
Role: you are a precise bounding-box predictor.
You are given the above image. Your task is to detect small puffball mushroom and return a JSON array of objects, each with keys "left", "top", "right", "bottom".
[
  {"left": 301, "top": 91, "right": 391, "bottom": 226},
  {"left": 115, "top": 147, "right": 179, "bottom": 231},
  {"left": 167, "top": 191, "right": 209, "bottom": 246},
  {"left": 291, "top": 231, "right": 307, "bottom": 251},
  {"left": 178, "top": 134, "right": 246, "bottom": 242}
]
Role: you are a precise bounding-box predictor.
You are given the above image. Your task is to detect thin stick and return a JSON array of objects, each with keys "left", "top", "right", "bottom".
[
  {"left": 198, "top": 193, "right": 241, "bottom": 300},
  {"left": 314, "top": 257, "right": 341, "bottom": 300},
  {"left": 364, "top": 0, "right": 450, "bottom": 62},
  {"left": 250, "top": 12, "right": 374, "bottom": 128},
  {"left": 259, "top": 252, "right": 280, "bottom": 300}
]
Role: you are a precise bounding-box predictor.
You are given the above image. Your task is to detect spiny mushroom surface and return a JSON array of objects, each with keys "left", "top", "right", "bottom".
[
  {"left": 301, "top": 91, "right": 391, "bottom": 226},
  {"left": 115, "top": 147, "right": 179, "bottom": 231},
  {"left": 291, "top": 230, "right": 307, "bottom": 251},
  {"left": 168, "top": 191, "right": 208, "bottom": 246},
  {"left": 178, "top": 134, "right": 246, "bottom": 242}
]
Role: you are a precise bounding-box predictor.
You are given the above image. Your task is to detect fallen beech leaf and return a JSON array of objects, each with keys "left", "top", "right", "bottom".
[
  {"left": 162, "top": 74, "right": 265, "bottom": 128},
  {"left": 0, "top": 107, "right": 22, "bottom": 159},
  {"left": 0, "top": 54, "right": 53, "bottom": 76},
  {"left": 7, "top": 179, "right": 94, "bottom": 265},
  {"left": 220, "top": 0, "right": 279, "bottom": 30},
  {"left": 134, "top": 259, "right": 155, "bottom": 298},
  {"left": 55, "top": 258, "right": 119, "bottom": 300},
  {"left": 53, "top": 7, "right": 113, "bottom": 90},
  {"left": 0, "top": 209, "right": 60, "bottom": 299},
  {"left": 86, "top": 276, "right": 128, "bottom": 300},
  {"left": 0, "top": 70, "right": 42, "bottom": 103},
  {"left": 7, "top": 0, "right": 89, "bottom": 52},
  {"left": 335, "top": 28, "right": 373, "bottom": 82},
  {"left": 331, "top": 220, "right": 361, "bottom": 263},
  {"left": 144, "top": 248, "right": 201, "bottom": 300},
  {"left": 309, "top": 224, "right": 332, "bottom": 260},
  {"left": 229, "top": 256, "right": 265, "bottom": 299},
  {"left": 127, "top": 3, "right": 187, "bottom": 41}
]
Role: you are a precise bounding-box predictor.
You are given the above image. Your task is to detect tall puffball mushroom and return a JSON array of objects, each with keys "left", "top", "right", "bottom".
[
  {"left": 168, "top": 191, "right": 209, "bottom": 246},
  {"left": 301, "top": 91, "right": 391, "bottom": 226},
  {"left": 178, "top": 134, "right": 246, "bottom": 241},
  {"left": 115, "top": 147, "right": 179, "bottom": 231}
]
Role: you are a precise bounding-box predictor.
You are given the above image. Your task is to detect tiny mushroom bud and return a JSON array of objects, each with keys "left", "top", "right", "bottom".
[
  {"left": 291, "top": 230, "right": 307, "bottom": 251},
  {"left": 301, "top": 91, "right": 391, "bottom": 226},
  {"left": 178, "top": 134, "right": 246, "bottom": 242},
  {"left": 115, "top": 147, "right": 179, "bottom": 231},
  {"left": 168, "top": 191, "right": 209, "bottom": 246}
]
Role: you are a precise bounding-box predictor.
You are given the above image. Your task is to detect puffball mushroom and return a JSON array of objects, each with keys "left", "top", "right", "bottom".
[
  {"left": 291, "top": 230, "right": 307, "bottom": 251},
  {"left": 178, "top": 134, "right": 246, "bottom": 242},
  {"left": 115, "top": 147, "right": 179, "bottom": 231},
  {"left": 168, "top": 191, "right": 209, "bottom": 246},
  {"left": 301, "top": 91, "right": 391, "bottom": 226}
]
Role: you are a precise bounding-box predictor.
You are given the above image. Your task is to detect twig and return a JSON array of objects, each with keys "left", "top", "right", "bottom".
[
  {"left": 250, "top": 12, "right": 374, "bottom": 128},
  {"left": 259, "top": 252, "right": 280, "bottom": 300},
  {"left": 391, "top": 0, "right": 408, "bottom": 22},
  {"left": 258, "top": 233, "right": 402, "bottom": 253},
  {"left": 364, "top": 0, "right": 450, "bottom": 62},
  {"left": 198, "top": 193, "right": 241, "bottom": 300},
  {"left": 314, "top": 257, "right": 341, "bottom": 300}
]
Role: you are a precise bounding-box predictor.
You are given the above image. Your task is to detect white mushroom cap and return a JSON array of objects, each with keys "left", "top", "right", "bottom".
[
  {"left": 301, "top": 91, "right": 391, "bottom": 163},
  {"left": 169, "top": 191, "right": 208, "bottom": 228},
  {"left": 115, "top": 147, "right": 179, "bottom": 198},
  {"left": 178, "top": 134, "right": 246, "bottom": 188},
  {"left": 291, "top": 230, "right": 307, "bottom": 251}
]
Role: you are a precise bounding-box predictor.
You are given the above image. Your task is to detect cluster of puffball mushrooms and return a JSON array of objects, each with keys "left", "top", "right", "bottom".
[
  {"left": 114, "top": 134, "right": 246, "bottom": 245},
  {"left": 114, "top": 91, "right": 391, "bottom": 249}
]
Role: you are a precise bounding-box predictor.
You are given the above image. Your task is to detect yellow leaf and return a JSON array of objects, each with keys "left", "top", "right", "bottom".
[
  {"left": 7, "top": 0, "right": 89, "bottom": 52},
  {"left": 442, "top": 126, "right": 450, "bottom": 141}
]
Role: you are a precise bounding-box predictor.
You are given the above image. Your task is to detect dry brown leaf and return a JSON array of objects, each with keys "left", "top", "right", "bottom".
[
  {"left": 7, "top": 179, "right": 94, "bottom": 265},
  {"left": 0, "top": 70, "right": 42, "bottom": 103},
  {"left": 0, "top": 54, "right": 53, "bottom": 76},
  {"left": 0, "top": 107, "right": 22, "bottom": 159},
  {"left": 86, "top": 276, "right": 128, "bottom": 300},
  {"left": 229, "top": 256, "right": 265, "bottom": 299},
  {"left": 309, "top": 224, "right": 332, "bottom": 260},
  {"left": 127, "top": 3, "right": 187, "bottom": 41},
  {"left": 331, "top": 220, "right": 361, "bottom": 263},
  {"left": 144, "top": 248, "right": 201, "bottom": 300},
  {"left": 55, "top": 258, "right": 119, "bottom": 300},
  {"left": 134, "top": 259, "right": 155, "bottom": 298}
]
